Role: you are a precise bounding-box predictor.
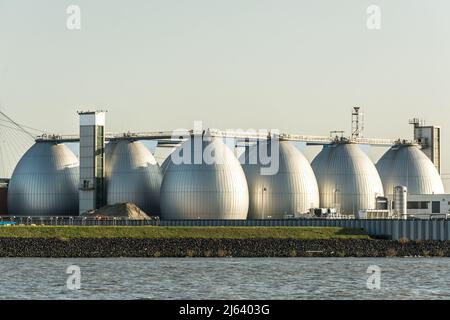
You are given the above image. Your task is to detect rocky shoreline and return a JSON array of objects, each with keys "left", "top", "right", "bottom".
[{"left": 1, "top": 238, "right": 450, "bottom": 257}]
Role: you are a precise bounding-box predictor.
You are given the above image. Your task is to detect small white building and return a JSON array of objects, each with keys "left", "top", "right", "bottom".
[{"left": 404, "top": 194, "right": 450, "bottom": 218}]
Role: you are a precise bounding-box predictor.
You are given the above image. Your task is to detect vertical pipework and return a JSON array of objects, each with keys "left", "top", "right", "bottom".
[
  {"left": 78, "top": 110, "right": 106, "bottom": 214},
  {"left": 393, "top": 186, "right": 408, "bottom": 219}
]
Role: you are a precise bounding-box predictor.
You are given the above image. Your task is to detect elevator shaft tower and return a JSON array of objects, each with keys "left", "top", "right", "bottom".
[{"left": 78, "top": 111, "right": 106, "bottom": 214}]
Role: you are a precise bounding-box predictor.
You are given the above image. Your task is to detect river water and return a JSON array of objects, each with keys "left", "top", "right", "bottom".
[{"left": 0, "top": 258, "right": 449, "bottom": 300}]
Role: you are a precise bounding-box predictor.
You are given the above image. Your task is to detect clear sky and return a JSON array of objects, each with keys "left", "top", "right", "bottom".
[{"left": 1, "top": 1, "right": 450, "bottom": 181}]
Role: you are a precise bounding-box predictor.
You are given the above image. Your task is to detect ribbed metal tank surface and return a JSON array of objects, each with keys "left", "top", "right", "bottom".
[
  {"left": 7, "top": 142, "right": 79, "bottom": 216},
  {"left": 240, "top": 141, "right": 319, "bottom": 219},
  {"left": 311, "top": 143, "right": 384, "bottom": 215},
  {"left": 376, "top": 144, "right": 444, "bottom": 197},
  {"left": 160, "top": 150, "right": 174, "bottom": 175},
  {"left": 160, "top": 136, "right": 249, "bottom": 219},
  {"left": 105, "top": 140, "right": 162, "bottom": 215}
]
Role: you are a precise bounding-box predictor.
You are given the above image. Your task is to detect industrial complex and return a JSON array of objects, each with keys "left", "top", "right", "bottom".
[{"left": 0, "top": 107, "right": 449, "bottom": 220}]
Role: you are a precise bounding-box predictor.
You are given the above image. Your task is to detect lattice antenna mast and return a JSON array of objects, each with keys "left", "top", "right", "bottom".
[{"left": 351, "top": 107, "right": 364, "bottom": 140}]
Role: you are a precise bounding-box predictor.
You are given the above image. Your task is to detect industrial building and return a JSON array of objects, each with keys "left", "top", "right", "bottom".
[
  {"left": 78, "top": 111, "right": 106, "bottom": 214},
  {"left": 1, "top": 107, "right": 449, "bottom": 220},
  {"left": 406, "top": 194, "right": 450, "bottom": 218},
  {"left": 0, "top": 179, "right": 9, "bottom": 215}
]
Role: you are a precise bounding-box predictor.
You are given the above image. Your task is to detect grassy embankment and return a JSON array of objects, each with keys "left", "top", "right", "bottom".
[{"left": 0, "top": 226, "right": 370, "bottom": 240}]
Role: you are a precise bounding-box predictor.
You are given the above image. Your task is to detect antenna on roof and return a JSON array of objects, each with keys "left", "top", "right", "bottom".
[{"left": 351, "top": 107, "right": 364, "bottom": 140}]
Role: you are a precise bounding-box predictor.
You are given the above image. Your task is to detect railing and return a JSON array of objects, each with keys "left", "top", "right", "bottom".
[
  {"left": 0, "top": 216, "right": 160, "bottom": 226},
  {"left": 32, "top": 130, "right": 408, "bottom": 147}
]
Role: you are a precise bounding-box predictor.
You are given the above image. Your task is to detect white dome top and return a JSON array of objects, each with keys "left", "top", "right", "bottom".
[
  {"left": 160, "top": 136, "right": 249, "bottom": 219},
  {"left": 376, "top": 144, "right": 444, "bottom": 196},
  {"left": 311, "top": 143, "right": 384, "bottom": 215},
  {"left": 240, "top": 141, "right": 319, "bottom": 218},
  {"left": 8, "top": 142, "right": 79, "bottom": 216},
  {"left": 106, "top": 140, "right": 162, "bottom": 215}
]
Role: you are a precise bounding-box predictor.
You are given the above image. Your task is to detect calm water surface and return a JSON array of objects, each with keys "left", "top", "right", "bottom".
[{"left": 0, "top": 258, "right": 449, "bottom": 300}]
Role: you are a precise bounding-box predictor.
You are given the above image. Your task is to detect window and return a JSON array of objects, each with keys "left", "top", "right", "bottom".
[
  {"left": 407, "top": 201, "right": 429, "bottom": 210},
  {"left": 432, "top": 201, "right": 441, "bottom": 214}
]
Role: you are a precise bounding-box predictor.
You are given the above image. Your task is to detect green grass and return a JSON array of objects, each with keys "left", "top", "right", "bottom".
[{"left": 0, "top": 226, "right": 370, "bottom": 240}]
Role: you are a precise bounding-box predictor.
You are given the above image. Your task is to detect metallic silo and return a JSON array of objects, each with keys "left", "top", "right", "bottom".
[
  {"left": 393, "top": 185, "right": 408, "bottom": 218},
  {"left": 376, "top": 143, "right": 444, "bottom": 197},
  {"left": 160, "top": 135, "right": 249, "bottom": 219},
  {"left": 7, "top": 141, "right": 79, "bottom": 216},
  {"left": 105, "top": 140, "right": 163, "bottom": 215},
  {"left": 311, "top": 142, "right": 384, "bottom": 215},
  {"left": 240, "top": 140, "right": 320, "bottom": 219}
]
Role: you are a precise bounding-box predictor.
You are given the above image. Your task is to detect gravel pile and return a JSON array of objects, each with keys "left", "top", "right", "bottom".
[{"left": 81, "top": 203, "right": 152, "bottom": 220}]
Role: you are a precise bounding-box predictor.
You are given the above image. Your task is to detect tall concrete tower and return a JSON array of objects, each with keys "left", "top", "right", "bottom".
[
  {"left": 410, "top": 118, "right": 441, "bottom": 174},
  {"left": 78, "top": 111, "right": 106, "bottom": 214}
]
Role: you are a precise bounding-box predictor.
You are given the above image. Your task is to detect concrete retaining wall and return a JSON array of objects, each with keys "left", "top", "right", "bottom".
[{"left": 159, "top": 219, "right": 450, "bottom": 240}]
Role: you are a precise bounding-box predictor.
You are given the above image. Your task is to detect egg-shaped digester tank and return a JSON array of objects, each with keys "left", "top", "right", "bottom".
[
  {"left": 7, "top": 141, "right": 79, "bottom": 216},
  {"left": 160, "top": 135, "right": 249, "bottom": 219},
  {"left": 376, "top": 143, "right": 444, "bottom": 197},
  {"left": 240, "top": 140, "right": 319, "bottom": 219},
  {"left": 105, "top": 140, "right": 163, "bottom": 215},
  {"left": 311, "top": 142, "right": 384, "bottom": 215}
]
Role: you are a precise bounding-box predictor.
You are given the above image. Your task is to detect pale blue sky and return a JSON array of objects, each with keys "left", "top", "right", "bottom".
[{"left": 1, "top": 0, "right": 450, "bottom": 176}]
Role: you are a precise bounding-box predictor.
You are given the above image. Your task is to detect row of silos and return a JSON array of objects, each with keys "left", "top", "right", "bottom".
[
  {"left": 160, "top": 137, "right": 320, "bottom": 219},
  {"left": 6, "top": 140, "right": 163, "bottom": 216},
  {"left": 6, "top": 137, "right": 445, "bottom": 218}
]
